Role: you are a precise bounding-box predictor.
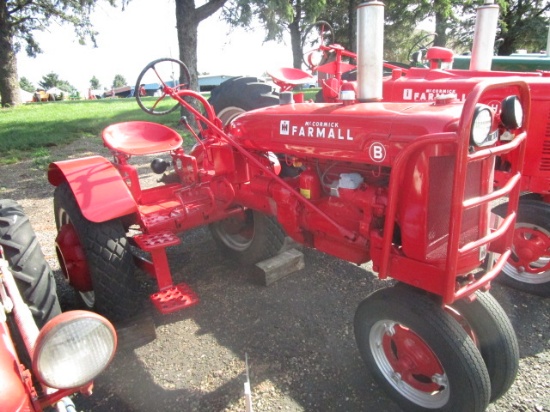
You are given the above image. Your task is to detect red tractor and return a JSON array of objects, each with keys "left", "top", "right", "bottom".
[
  {"left": 49, "top": 2, "right": 527, "bottom": 411},
  {"left": 216, "top": 0, "right": 550, "bottom": 297},
  {"left": 0, "top": 199, "right": 117, "bottom": 411}
]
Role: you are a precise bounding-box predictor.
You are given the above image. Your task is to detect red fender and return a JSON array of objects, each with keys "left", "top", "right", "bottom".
[
  {"left": 48, "top": 156, "right": 137, "bottom": 223},
  {"left": 0, "top": 321, "right": 35, "bottom": 411}
]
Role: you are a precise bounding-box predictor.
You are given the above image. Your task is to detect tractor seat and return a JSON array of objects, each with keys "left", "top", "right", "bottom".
[
  {"left": 268, "top": 68, "right": 314, "bottom": 92},
  {"left": 102, "top": 121, "right": 183, "bottom": 156}
]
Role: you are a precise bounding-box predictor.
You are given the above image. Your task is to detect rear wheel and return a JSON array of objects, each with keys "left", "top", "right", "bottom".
[
  {"left": 210, "top": 210, "right": 286, "bottom": 265},
  {"left": 53, "top": 183, "right": 140, "bottom": 321},
  {"left": 354, "top": 285, "right": 490, "bottom": 412},
  {"left": 496, "top": 200, "right": 550, "bottom": 296},
  {"left": 0, "top": 199, "right": 61, "bottom": 327},
  {"left": 208, "top": 76, "right": 279, "bottom": 125}
]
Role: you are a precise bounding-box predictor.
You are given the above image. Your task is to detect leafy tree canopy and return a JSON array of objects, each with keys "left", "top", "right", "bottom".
[
  {"left": 90, "top": 75, "right": 101, "bottom": 89},
  {"left": 38, "top": 72, "right": 75, "bottom": 92},
  {"left": 112, "top": 74, "right": 127, "bottom": 88},
  {"left": 19, "top": 76, "right": 34, "bottom": 93}
]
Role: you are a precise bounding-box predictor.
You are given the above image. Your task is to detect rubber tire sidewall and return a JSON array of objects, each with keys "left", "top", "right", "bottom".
[
  {"left": 209, "top": 210, "right": 286, "bottom": 266},
  {"left": 208, "top": 76, "right": 279, "bottom": 125},
  {"left": 451, "top": 290, "right": 519, "bottom": 402},
  {"left": 354, "top": 285, "right": 490, "bottom": 412},
  {"left": 494, "top": 199, "right": 550, "bottom": 296},
  {"left": 0, "top": 199, "right": 61, "bottom": 327},
  {"left": 54, "top": 183, "right": 140, "bottom": 321}
]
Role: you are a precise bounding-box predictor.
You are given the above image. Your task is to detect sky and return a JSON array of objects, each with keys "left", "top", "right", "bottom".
[{"left": 16, "top": 0, "right": 293, "bottom": 93}]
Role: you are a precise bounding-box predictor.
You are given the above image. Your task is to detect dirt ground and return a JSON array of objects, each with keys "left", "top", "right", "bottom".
[{"left": 1, "top": 137, "right": 548, "bottom": 412}]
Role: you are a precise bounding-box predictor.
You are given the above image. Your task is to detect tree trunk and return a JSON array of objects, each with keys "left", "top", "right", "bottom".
[
  {"left": 289, "top": 19, "right": 302, "bottom": 69},
  {"left": 175, "top": 1, "right": 200, "bottom": 91},
  {"left": 0, "top": 3, "right": 21, "bottom": 107},
  {"left": 434, "top": 9, "right": 448, "bottom": 48}
]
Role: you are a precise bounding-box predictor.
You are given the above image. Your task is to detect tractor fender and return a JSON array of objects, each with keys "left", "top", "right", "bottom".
[
  {"left": 48, "top": 156, "right": 138, "bottom": 223},
  {"left": 0, "top": 322, "right": 35, "bottom": 411}
]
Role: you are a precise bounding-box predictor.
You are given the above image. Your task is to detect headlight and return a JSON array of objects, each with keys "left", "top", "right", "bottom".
[
  {"left": 33, "top": 311, "right": 117, "bottom": 389},
  {"left": 471, "top": 105, "right": 494, "bottom": 147},
  {"left": 501, "top": 95, "right": 523, "bottom": 129}
]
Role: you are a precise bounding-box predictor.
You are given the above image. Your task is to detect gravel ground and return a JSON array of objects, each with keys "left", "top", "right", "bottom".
[{"left": 1, "top": 137, "right": 548, "bottom": 412}]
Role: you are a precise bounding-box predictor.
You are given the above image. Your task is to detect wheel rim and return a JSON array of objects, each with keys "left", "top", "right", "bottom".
[
  {"left": 217, "top": 106, "right": 245, "bottom": 126},
  {"left": 503, "top": 222, "right": 550, "bottom": 284},
  {"left": 212, "top": 213, "right": 254, "bottom": 252},
  {"left": 56, "top": 210, "right": 94, "bottom": 307},
  {"left": 369, "top": 320, "right": 450, "bottom": 408}
]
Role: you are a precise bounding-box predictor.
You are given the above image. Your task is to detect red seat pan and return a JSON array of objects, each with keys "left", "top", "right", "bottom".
[
  {"left": 102, "top": 121, "right": 183, "bottom": 155},
  {"left": 267, "top": 67, "right": 314, "bottom": 85}
]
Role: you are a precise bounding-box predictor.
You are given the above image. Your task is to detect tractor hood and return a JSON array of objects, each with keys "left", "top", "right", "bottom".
[{"left": 226, "top": 102, "right": 463, "bottom": 166}]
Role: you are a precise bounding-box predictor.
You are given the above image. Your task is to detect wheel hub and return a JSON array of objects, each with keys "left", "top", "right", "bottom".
[
  {"left": 55, "top": 223, "right": 93, "bottom": 291},
  {"left": 512, "top": 226, "right": 550, "bottom": 273}
]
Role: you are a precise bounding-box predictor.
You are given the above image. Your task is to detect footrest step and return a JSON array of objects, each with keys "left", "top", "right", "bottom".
[
  {"left": 150, "top": 283, "right": 199, "bottom": 314},
  {"left": 134, "top": 232, "right": 180, "bottom": 251}
]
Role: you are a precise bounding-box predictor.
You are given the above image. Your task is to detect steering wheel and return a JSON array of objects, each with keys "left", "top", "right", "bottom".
[
  {"left": 406, "top": 33, "right": 437, "bottom": 66},
  {"left": 135, "top": 57, "right": 191, "bottom": 115},
  {"left": 302, "top": 21, "right": 335, "bottom": 70}
]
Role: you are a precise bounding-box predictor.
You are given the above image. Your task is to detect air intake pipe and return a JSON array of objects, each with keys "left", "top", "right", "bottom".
[
  {"left": 357, "top": 1, "right": 384, "bottom": 101},
  {"left": 470, "top": 0, "right": 500, "bottom": 71}
]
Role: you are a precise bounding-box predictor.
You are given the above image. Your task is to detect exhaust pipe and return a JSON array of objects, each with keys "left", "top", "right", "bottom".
[
  {"left": 357, "top": 1, "right": 384, "bottom": 101},
  {"left": 470, "top": 0, "right": 500, "bottom": 71}
]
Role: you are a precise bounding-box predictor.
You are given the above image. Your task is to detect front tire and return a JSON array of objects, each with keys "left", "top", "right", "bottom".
[
  {"left": 451, "top": 290, "right": 519, "bottom": 401},
  {"left": 0, "top": 199, "right": 61, "bottom": 327},
  {"left": 53, "top": 183, "right": 140, "bottom": 321},
  {"left": 354, "top": 285, "right": 490, "bottom": 412},
  {"left": 210, "top": 210, "right": 286, "bottom": 265},
  {"left": 496, "top": 200, "right": 550, "bottom": 296}
]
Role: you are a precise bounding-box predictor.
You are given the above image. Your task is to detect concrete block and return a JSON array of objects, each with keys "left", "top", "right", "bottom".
[{"left": 255, "top": 248, "right": 305, "bottom": 286}]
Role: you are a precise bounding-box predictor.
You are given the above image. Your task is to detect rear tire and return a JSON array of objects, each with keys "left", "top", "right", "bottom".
[
  {"left": 53, "top": 183, "right": 140, "bottom": 321},
  {"left": 208, "top": 76, "right": 279, "bottom": 125},
  {"left": 354, "top": 285, "right": 490, "bottom": 412},
  {"left": 0, "top": 199, "right": 61, "bottom": 327},
  {"left": 210, "top": 210, "right": 286, "bottom": 265}
]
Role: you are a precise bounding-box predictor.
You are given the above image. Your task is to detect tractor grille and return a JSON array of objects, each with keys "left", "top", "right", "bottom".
[{"left": 426, "top": 156, "right": 482, "bottom": 260}]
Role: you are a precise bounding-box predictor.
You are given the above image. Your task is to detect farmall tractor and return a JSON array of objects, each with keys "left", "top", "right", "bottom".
[
  {"left": 0, "top": 200, "right": 117, "bottom": 411},
  {"left": 214, "top": 0, "right": 550, "bottom": 297},
  {"left": 48, "top": 2, "right": 529, "bottom": 411}
]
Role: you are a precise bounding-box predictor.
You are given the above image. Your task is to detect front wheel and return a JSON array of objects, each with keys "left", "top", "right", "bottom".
[
  {"left": 354, "top": 285, "right": 490, "bottom": 412},
  {"left": 451, "top": 290, "right": 519, "bottom": 402},
  {"left": 0, "top": 200, "right": 61, "bottom": 327},
  {"left": 496, "top": 200, "right": 550, "bottom": 296},
  {"left": 209, "top": 210, "right": 286, "bottom": 265},
  {"left": 53, "top": 183, "right": 141, "bottom": 321}
]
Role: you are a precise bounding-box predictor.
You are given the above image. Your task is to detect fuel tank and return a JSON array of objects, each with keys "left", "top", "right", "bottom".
[{"left": 226, "top": 101, "right": 463, "bottom": 166}]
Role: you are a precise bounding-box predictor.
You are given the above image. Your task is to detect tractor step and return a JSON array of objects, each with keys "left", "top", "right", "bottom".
[
  {"left": 134, "top": 231, "right": 181, "bottom": 251},
  {"left": 150, "top": 283, "right": 199, "bottom": 314}
]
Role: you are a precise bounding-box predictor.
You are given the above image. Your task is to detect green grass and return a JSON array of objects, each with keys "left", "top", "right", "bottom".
[
  {"left": 0, "top": 98, "right": 183, "bottom": 164},
  {"left": 0, "top": 90, "right": 321, "bottom": 165}
]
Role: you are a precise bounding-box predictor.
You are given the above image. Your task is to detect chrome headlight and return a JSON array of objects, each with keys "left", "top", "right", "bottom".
[
  {"left": 33, "top": 311, "right": 117, "bottom": 389},
  {"left": 501, "top": 95, "right": 523, "bottom": 129},
  {"left": 471, "top": 105, "right": 495, "bottom": 147}
]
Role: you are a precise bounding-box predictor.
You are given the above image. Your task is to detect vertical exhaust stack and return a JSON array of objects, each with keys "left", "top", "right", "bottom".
[
  {"left": 546, "top": 25, "right": 550, "bottom": 57},
  {"left": 470, "top": 0, "right": 500, "bottom": 71},
  {"left": 357, "top": 1, "right": 384, "bottom": 102}
]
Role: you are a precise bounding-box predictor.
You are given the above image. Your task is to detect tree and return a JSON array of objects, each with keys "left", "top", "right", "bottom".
[
  {"left": 112, "top": 74, "right": 127, "bottom": 88},
  {"left": 175, "top": 0, "right": 228, "bottom": 92},
  {"left": 447, "top": 0, "right": 549, "bottom": 55},
  {"left": 223, "top": 1, "right": 325, "bottom": 69},
  {"left": 90, "top": 76, "right": 101, "bottom": 89},
  {"left": 19, "top": 76, "right": 34, "bottom": 93},
  {"left": 37, "top": 72, "right": 75, "bottom": 93},
  {"left": 0, "top": 0, "right": 123, "bottom": 107}
]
